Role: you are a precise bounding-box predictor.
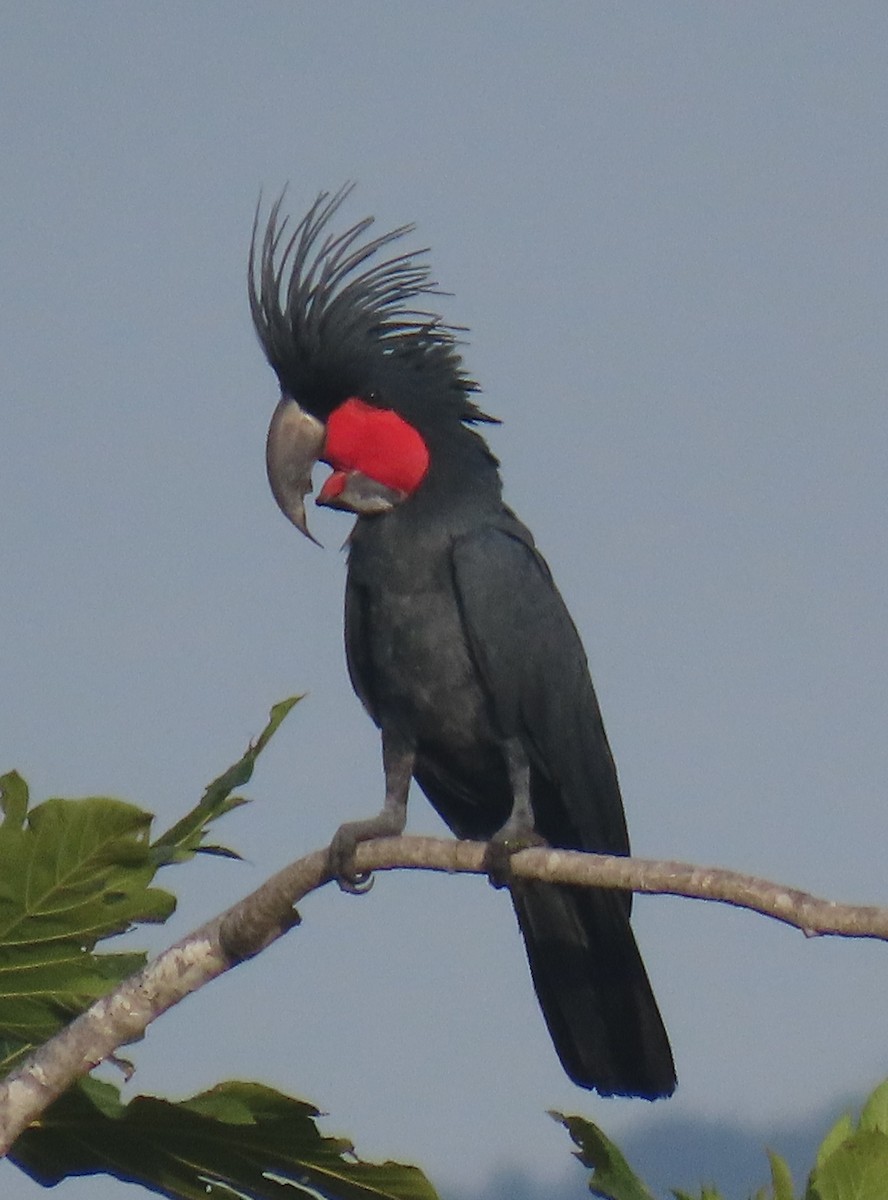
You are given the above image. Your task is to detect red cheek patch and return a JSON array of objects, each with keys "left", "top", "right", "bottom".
[{"left": 323, "top": 397, "right": 429, "bottom": 494}]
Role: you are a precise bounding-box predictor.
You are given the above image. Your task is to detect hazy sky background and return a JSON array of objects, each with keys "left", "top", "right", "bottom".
[{"left": 2, "top": 5, "right": 887, "bottom": 1197}]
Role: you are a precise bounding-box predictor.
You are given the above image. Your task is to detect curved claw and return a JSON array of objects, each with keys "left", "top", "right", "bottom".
[
  {"left": 327, "top": 805, "right": 407, "bottom": 894},
  {"left": 328, "top": 824, "right": 376, "bottom": 894},
  {"left": 337, "top": 870, "right": 375, "bottom": 895}
]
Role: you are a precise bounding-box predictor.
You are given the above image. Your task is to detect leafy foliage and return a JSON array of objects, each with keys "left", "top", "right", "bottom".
[
  {"left": 808, "top": 1080, "right": 888, "bottom": 1200},
  {"left": 13, "top": 1077, "right": 439, "bottom": 1200},
  {"left": 1, "top": 699, "right": 438, "bottom": 1199},
  {"left": 152, "top": 695, "right": 302, "bottom": 865},
  {"left": 0, "top": 697, "right": 301, "bottom": 1069},
  {"left": 0, "top": 775, "right": 173, "bottom": 1056},
  {"left": 556, "top": 1077, "right": 888, "bottom": 1200},
  {"left": 551, "top": 1110, "right": 654, "bottom": 1200}
]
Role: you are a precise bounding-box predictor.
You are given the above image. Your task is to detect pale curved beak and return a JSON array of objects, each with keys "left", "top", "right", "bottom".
[{"left": 265, "top": 396, "right": 326, "bottom": 545}]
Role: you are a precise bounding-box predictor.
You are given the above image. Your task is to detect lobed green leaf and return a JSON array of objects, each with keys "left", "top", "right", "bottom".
[
  {"left": 0, "top": 698, "right": 300, "bottom": 1068},
  {"left": 12, "top": 1078, "right": 439, "bottom": 1200},
  {"left": 0, "top": 795, "right": 174, "bottom": 1052}
]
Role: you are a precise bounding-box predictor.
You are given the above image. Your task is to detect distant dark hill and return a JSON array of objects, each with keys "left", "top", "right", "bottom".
[{"left": 619, "top": 1105, "right": 840, "bottom": 1198}]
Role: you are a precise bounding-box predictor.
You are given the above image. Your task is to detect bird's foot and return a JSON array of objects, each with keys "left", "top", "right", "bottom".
[
  {"left": 483, "top": 819, "right": 547, "bottom": 889},
  {"left": 328, "top": 807, "right": 406, "bottom": 894}
]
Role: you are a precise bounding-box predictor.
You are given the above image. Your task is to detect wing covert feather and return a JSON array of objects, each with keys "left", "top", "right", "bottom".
[{"left": 451, "top": 526, "right": 630, "bottom": 855}]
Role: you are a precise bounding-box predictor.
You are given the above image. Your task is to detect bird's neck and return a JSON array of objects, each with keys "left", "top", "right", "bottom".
[{"left": 347, "top": 422, "right": 504, "bottom": 564}]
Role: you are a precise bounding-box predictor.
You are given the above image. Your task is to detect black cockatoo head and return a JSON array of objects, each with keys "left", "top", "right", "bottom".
[{"left": 249, "top": 185, "right": 496, "bottom": 541}]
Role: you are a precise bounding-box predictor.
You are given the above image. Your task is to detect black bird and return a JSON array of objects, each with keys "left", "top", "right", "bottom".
[{"left": 249, "top": 187, "right": 676, "bottom": 1098}]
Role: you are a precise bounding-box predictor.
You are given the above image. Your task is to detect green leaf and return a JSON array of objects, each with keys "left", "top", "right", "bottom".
[
  {"left": 153, "top": 695, "right": 302, "bottom": 865},
  {"left": 767, "top": 1150, "right": 795, "bottom": 1200},
  {"left": 12, "top": 1078, "right": 439, "bottom": 1200},
  {"left": 809, "top": 1130, "right": 888, "bottom": 1200},
  {"left": 79, "top": 1073, "right": 127, "bottom": 1118},
  {"left": 816, "top": 1112, "right": 856, "bottom": 1171},
  {"left": 551, "top": 1111, "right": 655, "bottom": 1200},
  {"left": 0, "top": 793, "right": 174, "bottom": 1053},
  {"left": 808, "top": 1081, "right": 888, "bottom": 1200},
  {"left": 0, "top": 772, "right": 29, "bottom": 829},
  {"left": 0, "top": 699, "right": 298, "bottom": 1065},
  {"left": 0, "top": 796, "right": 173, "bottom": 944},
  {"left": 859, "top": 1079, "right": 888, "bottom": 1135}
]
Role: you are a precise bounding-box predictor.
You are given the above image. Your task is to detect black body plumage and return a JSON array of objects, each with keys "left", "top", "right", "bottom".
[{"left": 251, "top": 188, "right": 676, "bottom": 1098}]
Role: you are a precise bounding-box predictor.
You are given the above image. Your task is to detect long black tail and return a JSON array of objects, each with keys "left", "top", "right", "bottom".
[{"left": 511, "top": 879, "right": 675, "bottom": 1098}]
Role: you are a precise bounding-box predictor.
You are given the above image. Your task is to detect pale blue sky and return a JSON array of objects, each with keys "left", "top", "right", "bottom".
[{"left": 2, "top": 5, "right": 887, "bottom": 1197}]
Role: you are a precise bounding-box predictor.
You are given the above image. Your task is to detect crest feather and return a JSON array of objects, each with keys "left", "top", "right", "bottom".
[{"left": 249, "top": 186, "right": 495, "bottom": 424}]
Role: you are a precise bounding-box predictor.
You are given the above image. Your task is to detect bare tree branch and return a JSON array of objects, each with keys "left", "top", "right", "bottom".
[{"left": 1, "top": 835, "right": 886, "bottom": 1154}]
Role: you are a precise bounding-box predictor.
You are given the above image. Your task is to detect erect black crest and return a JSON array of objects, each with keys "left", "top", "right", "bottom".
[{"left": 249, "top": 185, "right": 495, "bottom": 424}]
